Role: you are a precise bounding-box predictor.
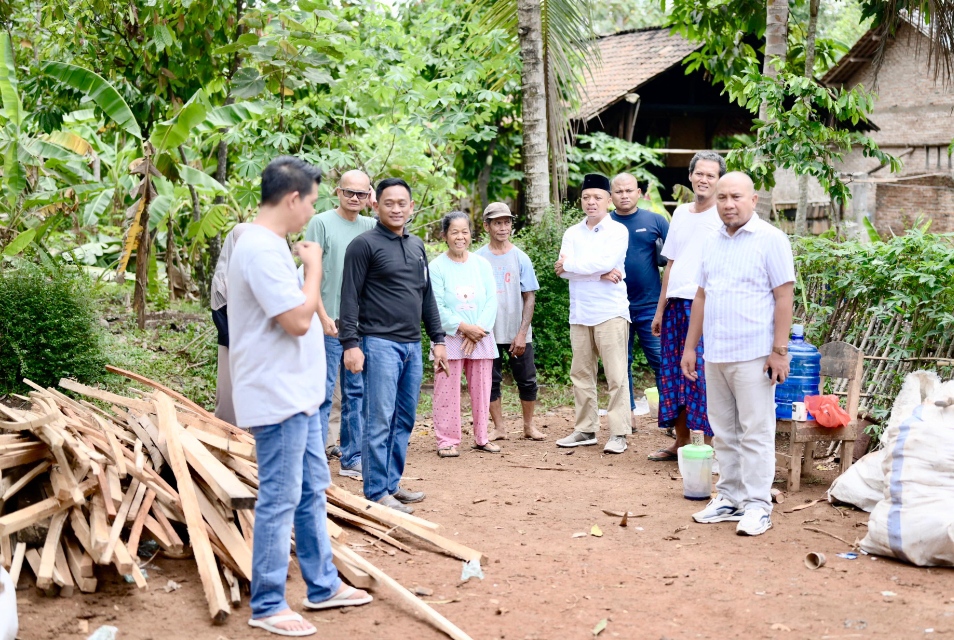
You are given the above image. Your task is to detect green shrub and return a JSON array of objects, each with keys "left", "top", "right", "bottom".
[{"left": 0, "top": 263, "right": 107, "bottom": 393}]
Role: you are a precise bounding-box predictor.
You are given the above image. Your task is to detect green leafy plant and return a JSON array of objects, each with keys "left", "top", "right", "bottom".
[{"left": 0, "top": 262, "right": 107, "bottom": 393}]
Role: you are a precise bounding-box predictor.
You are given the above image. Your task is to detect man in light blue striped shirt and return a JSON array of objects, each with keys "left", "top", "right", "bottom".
[{"left": 680, "top": 172, "right": 795, "bottom": 537}]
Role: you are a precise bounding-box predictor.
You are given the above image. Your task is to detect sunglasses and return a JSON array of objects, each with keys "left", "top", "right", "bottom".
[{"left": 338, "top": 188, "right": 371, "bottom": 200}]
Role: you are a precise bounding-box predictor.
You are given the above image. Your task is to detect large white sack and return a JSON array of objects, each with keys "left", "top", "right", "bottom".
[
  {"left": 828, "top": 448, "right": 886, "bottom": 511},
  {"left": 860, "top": 377, "right": 954, "bottom": 566},
  {"left": 0, "top": 566, "right": 18, "bottom": 640},
  {"left": 827, "top": 370, "right": 940, "bottom": 511}
]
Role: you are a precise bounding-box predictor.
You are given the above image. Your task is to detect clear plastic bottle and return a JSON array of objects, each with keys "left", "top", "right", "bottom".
[{"left": 774, "top": 324, "right": 821, "bottom": 419}]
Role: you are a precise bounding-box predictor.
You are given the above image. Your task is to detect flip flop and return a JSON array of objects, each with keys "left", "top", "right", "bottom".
[
  {"left": 438, "top": 447, "right": 460, "bottom": 458},
  {"left": 303, "top": 586, "right": 373, "bottom": 611},
  {"left": 248, "top": 613, "right": 316, "bottom": 637},
  {"left": 647, "top": 448, "right": 678, "bottom": 462},
  {"left": 472, "top": 442, "right": 501, "bottom": 453}
]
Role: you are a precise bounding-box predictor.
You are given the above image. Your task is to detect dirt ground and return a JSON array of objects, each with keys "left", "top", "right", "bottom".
[{"left": 14, "top": 408, "right": 954, "bottom": 640}]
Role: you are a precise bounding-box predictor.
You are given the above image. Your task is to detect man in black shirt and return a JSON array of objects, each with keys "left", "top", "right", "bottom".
[{"left": 339, "top": 178, "right": 448, "bottom": 513}]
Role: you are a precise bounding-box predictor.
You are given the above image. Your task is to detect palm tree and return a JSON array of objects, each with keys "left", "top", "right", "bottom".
[
  {"left": 761, "top": 0, "right": 790, "bottom": 124},
  {"left": 867, "top": 0, "right": 954, "bottom": 83},
  {"left": 476, "top": 0, "right": 598, "bottom": 222},
  {"left": 794, "top": 0, "right": 820, "bottom": 236}
]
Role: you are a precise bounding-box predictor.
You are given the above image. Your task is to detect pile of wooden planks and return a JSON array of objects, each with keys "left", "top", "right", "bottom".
[{"left": 0, "top": 367, "right": 480, "bottom": 640}]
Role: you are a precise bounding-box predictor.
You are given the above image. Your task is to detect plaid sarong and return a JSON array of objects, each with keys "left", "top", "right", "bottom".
[{"left": 658, "top": 298, "right": 712, "bottom": 436}]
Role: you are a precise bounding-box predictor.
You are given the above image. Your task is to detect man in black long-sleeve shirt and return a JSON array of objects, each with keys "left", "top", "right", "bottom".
[{"left": 340, "top": 178, "right": 448, "bottom": 513}]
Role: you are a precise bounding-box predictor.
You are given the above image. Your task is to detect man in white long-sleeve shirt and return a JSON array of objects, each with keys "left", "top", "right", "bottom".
[{"left": 554, "top": 173, "right": 632, "bottom": 454}]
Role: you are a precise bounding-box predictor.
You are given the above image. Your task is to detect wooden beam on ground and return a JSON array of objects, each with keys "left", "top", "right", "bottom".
[
  {"left": 331, "top": 546, "right": 376, "bottom": 590},
  {"left": 0, "top": 477, "right": 96, "bottom": 536},
  {"left": 101, "top": 479, "right": 143, "bottom": 565},
  {"left": 178, "top": 427, "right": 256, "bottom": 510},
  {"left": 183, "top": 422, "right": 256, "bottom": 461},
  {"left": 89, "top": 493, "right": 110, "bottom": 560},
  {"left": 326, "top": 484, "right": 440, "bottom": 531},
  {"left": 9, "top": 542, "right": 26, "bottom": 586},
  {"left": 64, "top": 538, "right": 97, "bottom": 593},
  {"left": 154, "top": 392, "right": 230, "bottom": 623},
  {"left": 0, "top": 445, "right": 49, "bottom": 471},
  {"left": 195, "top": 487, "right": 252, "bottom": 581},
  {"left": 126, "top": 488, "right": 155, "bottom": 557},
  {"left": 222, "top": 567, "right": 241, "bottom": 606},
  {"left": 326, "top": 504, "right": 411, "bottom": 553},
  {"left": 36, "top": 509, "right": 69, "bottom": 589},
  {"left": 332, "top": 542, "right": 473, "bottom": 640},
  {"left": 58, "top": 378, "right": 152, "bottom": 413},
  {"left": 52, "top": 541, "right": 75, "bottom": 597}
]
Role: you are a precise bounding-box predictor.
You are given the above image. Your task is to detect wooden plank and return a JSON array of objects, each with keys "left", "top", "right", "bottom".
[
  {"left": 0, "top": 533, "right": 10, "bottom": 570},
  {"left": 332, "top": 542, "right": 473, "bottom": 640},
  {"left": 211, "top": 450, "right": 259, "bottom": 489},
  {"left": 64, "top": 538, "right": 97, "bottom": 593},
  {"left": 178, "top": 427, "right": 256, "bottom": 510},
  {"left": 124, "top": 416, "right": 164, "bottom": 472},
  {"left": 23, "top": 548, "right": 56, "bottom": 596},
  {"left": 0, "top": 477, "right": 96, "bottom": 536},
  {"left": 101, "top": 479, "right": 143, "bottom": 565},
  {"left": 37, "top": 509, "right": 69, "bottom": 589},
  {"left": 326, "top": 504, "right": 411, "bottom": 553},
  {"left": 2, "top": 460, "right": 50, "bottom": 503},
  {"left": 153, "top": 392, "right": 230, "bottom": 623},
  {"left": 184, "top": 423, "right": 256, "bottom": 461},
  {"left": 92, "top": 415, "right": 127, "bottom": 478},
  {"left": 151, "top": 501, "right": 185, "bottom": 547},
  {"left": 326, "top": 484, "right": 440, "bottom": 531},
  {"left": 143, "top": 514, "right": 178, "bottom": 553},
  {"left": 236, "top": 508, "right": 254, "bottom": 549},
  {"left": 58, "top": 378, "right": 152, "bottom": 413},
  {"left": 0, "top": 445, "right": 49, "bottom": 471},
  {"left": 126, "top": 477, "right": 148, "bottom": 523},
  {"left": 94, "top": 463, "right": 117, "bottom": 518},
  {"left": 107, "top": 366, "right": 246, "bottom": 437},
  {"left": 222, "top": 566, "right": 241, "bottom": 605},
  {"left": 64, "top": 536, "right": 94, "bottom": 578},
  {"left": 89, "top": 493, "right": 110, "bottom": 560},
  {"left": 53, "top": 541, "right": 76, "bottom": 597},
  {"left": 69, "top": 508, "right": 93, "bottom": 556},
  {"left": 107, "top": 466, "right": 123, "bottom": 510},
  {"left": 331, "top": 547, "right": 376, "bottom": 589},
  {"left": 111, "top": 539, "right": 136, "bottom": 577},
  {"left": 9, "top": 541, "right": 26, "bottom": 586},
  {"left": 195, "top": 486, "right": 252, "bottom": 581},
  {"left": 126, "top": 488, "right": 155, "bottom": 557}
]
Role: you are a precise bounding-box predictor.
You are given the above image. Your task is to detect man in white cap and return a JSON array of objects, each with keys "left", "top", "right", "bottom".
[
  {"left": 554, "top": 173, "right": 632, "bottom": 454},
  {"left": 476, "top": 202, "right": 545, "bottom": 442}
]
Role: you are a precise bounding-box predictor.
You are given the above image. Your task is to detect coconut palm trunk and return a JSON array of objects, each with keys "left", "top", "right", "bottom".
[
  {"left": 794, "top": 0, "right": 820, "bottom": 236},
  {"left": 517, "top": 0, "right": 551, "bottom": 222}
]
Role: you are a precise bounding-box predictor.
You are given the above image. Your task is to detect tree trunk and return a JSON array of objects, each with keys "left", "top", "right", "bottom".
[
  {"left": 793, "top": 0, "right": 820, "bottom": 236},
  {"left": 757, "top": 0, "right": 790, "bottom": 219},
  {"left": 133, "top": 174, "right": 153, "bottom": 330},
  {"left": 517, "top": 0, "right": 550, "bottom": 223}
]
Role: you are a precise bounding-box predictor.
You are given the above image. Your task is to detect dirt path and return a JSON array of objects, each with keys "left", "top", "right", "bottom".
[{"left": 16, "top": 409, "right": 954, "bottom": 639}]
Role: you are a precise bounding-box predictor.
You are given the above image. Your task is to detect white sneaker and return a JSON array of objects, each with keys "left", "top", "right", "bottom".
[
  {"left": 736, "top": 507, "right": 772, "bottom": 536},
  {"left": 556, "top": 431, "right": 597, "bottom": 447},
  {"left": 603, "top": 435, "right": 627, "bottom": 454},
  {"left": 692, "top": 494, "right": 743, "bottom": 523}
]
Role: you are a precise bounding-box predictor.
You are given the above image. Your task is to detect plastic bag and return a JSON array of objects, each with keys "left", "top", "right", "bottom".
[{"left": 805, "top": 394, "right": 851, "bottom": 428}]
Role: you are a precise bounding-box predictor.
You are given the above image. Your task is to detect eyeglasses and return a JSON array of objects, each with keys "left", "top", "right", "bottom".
[{"left": 338, "top": 188, "right": 371, "bottom": 200}]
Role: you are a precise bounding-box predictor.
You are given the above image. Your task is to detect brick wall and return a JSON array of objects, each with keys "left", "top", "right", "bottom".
[{"left": 873, "top": 174, "right": 954, "bottom": 235}]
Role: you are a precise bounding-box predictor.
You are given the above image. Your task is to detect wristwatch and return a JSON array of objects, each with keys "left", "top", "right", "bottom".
[{"left": 772, "top": 346, "right": 789, "bottom": 356}]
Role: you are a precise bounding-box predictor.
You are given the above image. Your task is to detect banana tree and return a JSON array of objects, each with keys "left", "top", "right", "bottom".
[{"left": 41, "top": 60, "right": 235, "bottom": 327}]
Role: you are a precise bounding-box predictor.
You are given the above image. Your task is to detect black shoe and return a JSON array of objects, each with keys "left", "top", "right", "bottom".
[
  {"left": 392, "top": 486, "right": 425, "bottom": 504},
  {"left": 326, "top": 445, "right": 342, "bottom": 459}
]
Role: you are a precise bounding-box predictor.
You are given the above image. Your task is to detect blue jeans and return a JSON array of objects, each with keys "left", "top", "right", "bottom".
[
  {"left": 320, "top": 334, "right": 365, "bottom": 469},
  {"left": 628, "top": 305, "right": 662, "bottom": 409},
  {"left": 249, "top": 412, "right": 341, "bottom": 618},
  {"left": 360, "top": 336, "right": 423, "bottom": 501}
]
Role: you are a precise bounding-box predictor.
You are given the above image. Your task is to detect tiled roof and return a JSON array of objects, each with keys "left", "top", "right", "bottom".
[{"left": 575, "top": 28, "right": 700, "bottom": 121}]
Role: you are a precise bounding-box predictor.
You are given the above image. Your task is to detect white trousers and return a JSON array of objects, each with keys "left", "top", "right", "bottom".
[{"left": 706, "top": 356, "right": 776, "bottom": 512}]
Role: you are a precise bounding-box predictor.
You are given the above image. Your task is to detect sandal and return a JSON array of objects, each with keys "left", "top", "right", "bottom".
[
  {"left": 248, "top": 613, "right": 316, "bottom": 637},
  {"left": 438, "top": 446, "right": 460, "bottom": 458},
  {"left": 303, "top": 586, "right": 373, "bottom": 610},
  {"left": 647, "top": 448, "right": 678, "bottom": 462},
  {"left": 472, "top": 442, "right": 501, "bottom": 453}
]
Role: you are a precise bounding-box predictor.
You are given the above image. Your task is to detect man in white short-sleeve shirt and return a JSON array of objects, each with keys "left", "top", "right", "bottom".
[
  {"left": 648, "top": 152, "right": 724, "bottom": 463},
  {"left": 681, "top": 171, "right": 795, "bottom": 538},
  {"left": 229, "top": 156, "right": 371, "bottom": 636}
]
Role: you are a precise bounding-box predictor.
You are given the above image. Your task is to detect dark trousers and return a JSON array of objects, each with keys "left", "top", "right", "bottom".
[
  {"left": 490, "top": 342, "right": 538, "bottom": 402},
  {"left": 628, "top": 305, "right": 662, "bottom": 409}
]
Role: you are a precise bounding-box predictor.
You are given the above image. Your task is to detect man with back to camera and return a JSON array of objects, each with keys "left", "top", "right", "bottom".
[
  {"left": 648, "top": 151, "right": 726, "bottom": 462},
  {"left": 475, "top": 202, "right": 546, "bottom": 442},
  {"left": 681, "top": 171, "right": 795, "bottom": 537},
  {"left": 304, "top": 169, "right": 376, "bottom": 480},
  {"left": 229, "top": 156, "right": 371, "bottom": 637},
  {"left": 609, "top": 173, "right": 668, "bottom": 428},
  {"left": 554, "top": 173, "right": 632, "bottom": 454},
  {"left": 338, "top": 178, "right": 448, "bottom": 514}
]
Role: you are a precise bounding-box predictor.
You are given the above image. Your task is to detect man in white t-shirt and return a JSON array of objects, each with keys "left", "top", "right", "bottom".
[
  {"left": 229, "top": 156, "right": 371, "bottom": 637},
  {"left": 648, "top": 151, "right": 725, "bottom": 462}
]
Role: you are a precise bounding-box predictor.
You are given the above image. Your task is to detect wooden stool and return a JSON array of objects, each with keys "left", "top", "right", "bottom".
[{"left": 775, "top": 341, "right": 864, "bottom": 492}]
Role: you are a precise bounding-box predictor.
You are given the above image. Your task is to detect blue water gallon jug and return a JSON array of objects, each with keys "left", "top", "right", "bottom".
[{"left": 774, "top": 324, "right": 821, "bottom": 419}]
